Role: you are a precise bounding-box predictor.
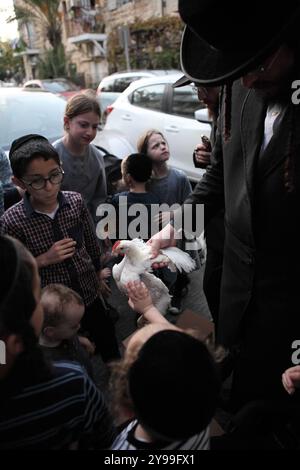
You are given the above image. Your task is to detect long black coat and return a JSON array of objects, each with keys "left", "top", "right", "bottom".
[{"left": 186, "top": 80, "right": 300, "bottom": 406}]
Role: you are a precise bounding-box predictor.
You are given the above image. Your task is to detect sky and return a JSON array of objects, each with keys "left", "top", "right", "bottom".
[{"left": 0, "top": 0, "right": 19, "bottom": 42}]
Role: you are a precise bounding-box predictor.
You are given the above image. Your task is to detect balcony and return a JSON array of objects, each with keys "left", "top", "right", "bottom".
[{"left": 65, "top": 17, "right": 103, "bottom": 37}]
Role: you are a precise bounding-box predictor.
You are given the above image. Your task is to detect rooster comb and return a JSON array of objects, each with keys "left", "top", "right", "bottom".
[{"left": 112, "top": 240, "right": 122, "bottom": 251}]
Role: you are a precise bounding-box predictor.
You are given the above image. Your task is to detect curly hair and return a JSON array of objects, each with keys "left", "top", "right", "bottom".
[{"left": 108, "top": 342, "right": 140, "bottom": 424}]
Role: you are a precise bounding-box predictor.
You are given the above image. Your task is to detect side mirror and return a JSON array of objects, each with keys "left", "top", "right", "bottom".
[{"left": 194, "top": 108, "right": 212, "bottom": 125}]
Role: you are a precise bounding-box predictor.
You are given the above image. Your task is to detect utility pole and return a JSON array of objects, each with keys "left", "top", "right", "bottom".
[{"left": 118, "top": 25, "right": 131, "bottom": 71}]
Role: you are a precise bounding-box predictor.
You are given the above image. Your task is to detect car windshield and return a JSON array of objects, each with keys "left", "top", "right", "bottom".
[
  {"left": 43, "top": 80, "right": 78, "bottom": 93},
  {"left": 100, "top": 76, "right": 151, "bottom": 93},
  {"left": 0, "top": 92, "right": 66, "bottom": 149}
]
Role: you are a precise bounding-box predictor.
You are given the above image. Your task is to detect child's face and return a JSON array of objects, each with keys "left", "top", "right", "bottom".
[
  {"left": 65, "top": 111, "right": 100, "bottom": 146},
  {"left": 121, "top": 158, "right": 130, "bottom": 186},
  {"left": 147, "top": 134, "right": 170, "bottom": 163},
  {"left": 17, "top": 157, "right": 62, "bottom": 209},
  {"left": 121, "top": 157, "right": 127, "bottom": 179},
  {"left": 50, "top": 301, "right": 84, "bottom": 342}
]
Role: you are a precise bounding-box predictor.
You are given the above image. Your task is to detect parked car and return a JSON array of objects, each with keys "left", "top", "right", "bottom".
[
  {"left": 96, "top": 70, "right": 180, "bottom": 124},
  {"left": 23, "top": 78, "right": 81, "bottom": 99},
  {"left": 94, "top": 73, "right": 211, "bottom": 181},
  {"left": 0, "top": 88, "right": 66, "bottom": 152},
  {"left": 0, "top": 88, "right": 122, "bottom": 195},
  {"left": 98, "top": 91, "right": 122, "bottom": 126}
]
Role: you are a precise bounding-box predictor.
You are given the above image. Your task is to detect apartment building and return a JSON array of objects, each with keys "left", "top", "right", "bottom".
[
  {"left": 13, "top": 0, "right": 180, "bottom": 85},
  {"left": 13, "top": 0, "right": 47, "bottom": 79},
  {"left": 103, "top": 0, "right": 178, "bottom": 31},
  {"left": 61, "top": 0, "right": 108, "bottom": 87}
]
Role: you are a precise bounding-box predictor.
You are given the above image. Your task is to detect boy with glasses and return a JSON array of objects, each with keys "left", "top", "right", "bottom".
[{"left": 1, "top": 134, "right": 120, "bottom": 363}]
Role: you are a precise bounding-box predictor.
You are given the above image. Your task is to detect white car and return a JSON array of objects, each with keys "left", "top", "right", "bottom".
[
  {"left": 96, "top": 70, "right": 178, "bottom": 94},
  {"left": 94, "top": 74, "right": 211, "bottom": 181},
  {"left": 96, "top": 70, "right": 180, "bottom": 124},
  {"left": 0, "top": 88, "right": 66, "bottom": 152}
]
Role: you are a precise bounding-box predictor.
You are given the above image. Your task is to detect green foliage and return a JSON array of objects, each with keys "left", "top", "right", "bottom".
[
  {"left": 9, "top": 0, "right": 61, "bottom": 49},
  {"left": 107, "top": 16, "right": 183, "bottom": 72},
  {"left": 9, "top": 0, "right": 67, "bottom": 80},
  {"left": 0, "top": 41, "right": 25, "bottom": 82},
  {"left": 37, "top": 44, "right": 67, "bottom": 79}
]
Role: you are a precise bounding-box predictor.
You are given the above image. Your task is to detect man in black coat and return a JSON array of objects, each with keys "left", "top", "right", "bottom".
[{"left": 150, "top": 0, "right": 300, "bottom": 411}]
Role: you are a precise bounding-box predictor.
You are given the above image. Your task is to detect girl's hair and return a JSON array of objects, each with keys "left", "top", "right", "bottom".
[
  {"left": 64, "top": 90, "right": 100, "bottom": 129},
  {"left": 137, "top": 129, "right": 166, "bottom": 156},
  {"left": 109, "top": 342, "right": 140, "bottom": 423}
]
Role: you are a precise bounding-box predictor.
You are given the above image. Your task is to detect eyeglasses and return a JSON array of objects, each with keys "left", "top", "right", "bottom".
[
  {"left": 21, "top": 169, "right": 64, "bottom": 190},
  {"left": 246, "top": 47, "right": 282, "bottom": 77}
]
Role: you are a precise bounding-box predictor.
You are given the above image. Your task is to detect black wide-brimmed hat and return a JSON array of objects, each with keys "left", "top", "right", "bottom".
[
  {"left": 128, "top": 330, "right": 220, "bottom": 441},
  {"left": 179, "top": 0, "right": 300, "bottom": 85}
]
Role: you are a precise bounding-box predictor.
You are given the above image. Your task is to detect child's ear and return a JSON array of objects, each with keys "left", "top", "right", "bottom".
[
  {"left": 43, "top": 326, "right": 55, "bottom": 339},
  {"left": 5, "top": 334, "right": 24, "bottom": 357},
  {"left": 64, "top": 116, "right": 70, "bottom": 130},
  {"left": 12, "top": 175, "right": 26, "bottom": 190},
  {"left": 124, "top": 174, "right": 132, "bottom": 186}
]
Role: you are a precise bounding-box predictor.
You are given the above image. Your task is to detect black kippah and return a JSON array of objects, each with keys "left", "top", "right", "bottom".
[
  {"left": 9, "top": 134, "right": 48, "bottom": 159},
  {"left": 128, "top": 329, "right": 220, "bottom": 441}
]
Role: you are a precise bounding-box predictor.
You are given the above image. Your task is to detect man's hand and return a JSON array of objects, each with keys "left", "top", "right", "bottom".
[
  {"left": 282, "top": 366, "right": 300, "bottom": 395},
  {"left": 153, "top": 210, "right": 174, "bottom": 228},
  {"left": 147, "top": 223, "right": 176, "bottom": 268},
  {"left": 193, "top": 144, "right": 211, "bottom": 169},
  {"left": 36, "top": 238, "right": 76, "bottom": 267}
]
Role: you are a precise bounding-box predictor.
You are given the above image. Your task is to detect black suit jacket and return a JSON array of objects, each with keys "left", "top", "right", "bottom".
[{"left": 186, "top": 81, "right": 300, "bottom": 358}]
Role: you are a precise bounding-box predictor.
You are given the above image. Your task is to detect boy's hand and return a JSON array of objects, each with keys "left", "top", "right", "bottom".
[
  {"left": 37, "top": 238, "right": 76, "bottom": 267},
  {"left": 78, "top": 336, "right": 95, "bottom": 356},
  {"left": 282, "top": 366, "right": 300, "bottom": 395},
  {"left": 126, "top": 281, "right": 154, "bottom": 314},
  {"left": 100, "top": 267, "right": 111, "bottom": 279},
  {"left": 99, "top": 279, "right": 112, "bottom": 296}
]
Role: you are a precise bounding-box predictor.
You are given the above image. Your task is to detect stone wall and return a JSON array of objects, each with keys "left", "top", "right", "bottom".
[{"left": 103, "top": 0, "right": 180, "bottom": 33}]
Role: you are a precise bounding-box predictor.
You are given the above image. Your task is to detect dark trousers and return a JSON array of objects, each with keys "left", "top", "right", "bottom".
[
  {"left": 203, "top": 248, "right": 223, "bottom": 326},
  {"left": 81, "top": 296, "right": 120, "bottom": 363}
]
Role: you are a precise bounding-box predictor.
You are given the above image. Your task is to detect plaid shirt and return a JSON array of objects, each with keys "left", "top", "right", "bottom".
[{"left": 1, "top": 191, "right": 101, "bottom": 306}]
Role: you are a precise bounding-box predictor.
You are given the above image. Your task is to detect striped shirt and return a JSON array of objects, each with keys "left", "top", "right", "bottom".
[
  {"left": 1, "top": 191, "right": 101, "bottom": 306},
  {"left": 112, "top": 420, "right": 210, "bottom": 450},
  {"left": 0, "top": 361, "right": 115, "bottom": 449}
]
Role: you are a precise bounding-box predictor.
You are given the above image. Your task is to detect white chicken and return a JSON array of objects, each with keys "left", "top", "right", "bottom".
[{"left": 112, "top": 238, "right": 196, "bottom": 315}]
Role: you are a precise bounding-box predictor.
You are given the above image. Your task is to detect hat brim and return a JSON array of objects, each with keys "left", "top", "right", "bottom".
[
  {"left": 172, "top": 75, "right": 192, "bottom": 88},
  {"left": 180, "top": 19, "right": 297, "bottom": 86}
]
